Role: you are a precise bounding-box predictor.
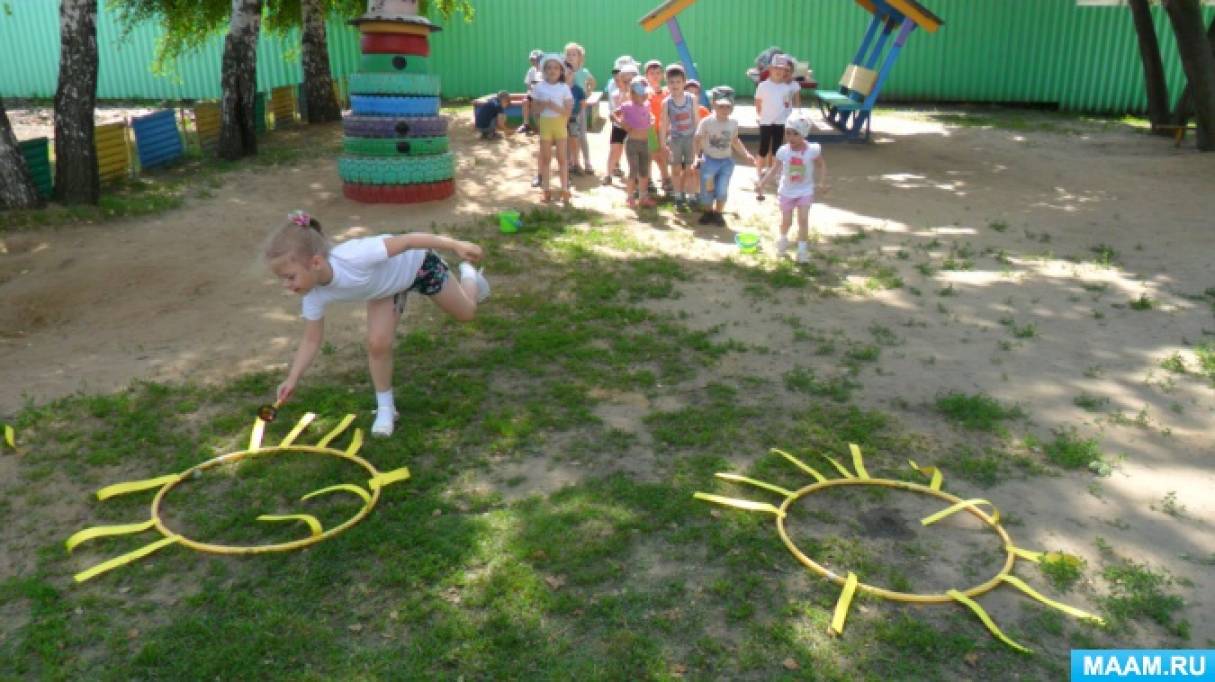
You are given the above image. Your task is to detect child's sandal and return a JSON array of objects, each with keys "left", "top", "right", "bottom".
[
  {"left": 561, "top": 190, "right": 571, "bottom": 206},
  {"left": 541, "top": 189, "right": 552, "bottom": 203}
]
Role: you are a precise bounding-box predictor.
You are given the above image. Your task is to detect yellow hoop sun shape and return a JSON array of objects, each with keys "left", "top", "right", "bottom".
[
  {"left": 694, "top": 445, "right": 1105, "bottom": 653},
  {"left": 65, "top": 413, "right": 410, "bottom": 583}
]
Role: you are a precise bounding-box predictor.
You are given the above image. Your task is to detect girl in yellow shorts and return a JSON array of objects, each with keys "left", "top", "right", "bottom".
[{"left": 531, "top": 53, "right": 574, "bottom": 205}]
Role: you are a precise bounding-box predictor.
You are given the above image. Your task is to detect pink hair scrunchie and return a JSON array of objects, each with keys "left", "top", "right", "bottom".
[{"left": 288, "top": 210, "right": 312, "bottom": 227}]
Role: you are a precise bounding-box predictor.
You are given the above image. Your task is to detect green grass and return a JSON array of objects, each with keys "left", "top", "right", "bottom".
[
  {"left": 1195, "top": 342, "right": 1215, "bottom": 383},
  {"left": 1043, "top": 429, "right": 1104, "bottom": 470},
  {"left": 1128, "top": 294, "right": 1155, "bottom": 311},
  {"left": 1040, "top": 552, "right": 1087, "bottom": 592},
  {"left": 1160, "top": 353, "right": 1187, "bottom": 374},
  {"left": 0, "top": 206, "right": 1171, "bottom": 679},
  {"left": 935, "top": 392, "right": 1022, "bottom": 432},
  {"left": 1099, "top": 555, "right": 1188, "bottom": 638},
  {"left": 1073, "top": 393, "right": 1110, "bottom": 412}
]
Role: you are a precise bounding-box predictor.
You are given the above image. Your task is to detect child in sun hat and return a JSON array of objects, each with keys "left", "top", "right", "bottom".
[
  {"left": 754, "top": 53, "right": 802, "bottom": 183},
  {"left": 604, "top": 56, "right": 639, "bottom": 185},
  {"left": 533, "top": 53, "right": 574, "bottom": 205},
  {"left": 693, "top": 86, "right": 755, "bottom": 226},
  {"left": 519, "top": 49, "right": 544, "bottom": 134},
  {"left": 756, "top": 115, "right": 827, "bottom": 263},
  {"left": 613, "top": 75, "right": 657, "bottom": 209}
]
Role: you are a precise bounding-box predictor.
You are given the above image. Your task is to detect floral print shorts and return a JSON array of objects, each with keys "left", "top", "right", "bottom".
[{"left": 393, "top": 250, "right": 449, "bottom": 314}]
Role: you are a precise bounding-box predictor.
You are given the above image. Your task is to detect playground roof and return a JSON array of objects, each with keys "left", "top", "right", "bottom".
[{"left": 855, "top": 0, "right": 943, "bottom": 33}]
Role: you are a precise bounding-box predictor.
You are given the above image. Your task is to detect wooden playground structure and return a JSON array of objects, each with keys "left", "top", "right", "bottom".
[{"left": 638, "top": 0, "right": 944, "bottom": 143}]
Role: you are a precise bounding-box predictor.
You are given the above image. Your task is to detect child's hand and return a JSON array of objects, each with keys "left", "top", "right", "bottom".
[
  {"left": 276, "top": 379, "right": 296, "bottom": 404},
  {"left": 455, "top": 240, "right": 483, "bottom": 263}
]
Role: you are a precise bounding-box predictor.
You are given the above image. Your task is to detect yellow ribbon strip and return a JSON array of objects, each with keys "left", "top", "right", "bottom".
[
  {"left": 368, "top": 467, "right": 411, "bottom": 491},
  {"left": 821, "top": 454, "right": 855, "bottom": 479},
  {"left": 301, "top": 484, "right": 372, "bottom": 505},
  {"left": 947, "top": 589, "right": 1030, "bottom": 653},
  {"left": 249, "top": 416, "right": 267, "bottom": 451},
  {"left": 1000, "top": 575, "right": 1105, "bottom": 625},
  {"left": 3, "top": 424, "right": 14, "bottom": 449},
  {"left": 279, "top": 413, "right": 317, "bottom": 447},
  {"left": 74, "top": 535, "right": 181, "bottom": 583},
  {"left": 345, "top": 429, "right": 365, "bottom": 458},
  {"left": 849, "top": 444, "right": 870, "bottom": 479},
  {"left": 715, "top": 473, "right": 793, "bottom": 498},
  {"left": 693, "top": 492, "right": 786, "bottom": 518},
  {"left": 65, "top": 519, "right": 155, "bottom": 552},
  {"left": 771, "top": 448, "right": 827, "bottom": 483},
  {"left": 257, "top": 514, "right": 323, "bottom": 537},
  {"left": 1006, "top": 545, "right": 1043, "bottom": 563},
  {"left": 830, "top": 571, "right": 859, "bottom": 635},
  {"left": 907, "top": 459, "right": 943, "bottom": 490},
  {"left": 96, "top": 474, "right": 181, "bottom": 501},
  {"left": 921, "top": 498, "right": 999, "bottom": 526},
  {"left": 317, "top": 414, "right": 356, "bottom": 448}
]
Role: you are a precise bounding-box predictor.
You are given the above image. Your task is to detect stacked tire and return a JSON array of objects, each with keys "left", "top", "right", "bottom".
[{"left": 341, "top": 22, "right": 454, "bottom": 204}]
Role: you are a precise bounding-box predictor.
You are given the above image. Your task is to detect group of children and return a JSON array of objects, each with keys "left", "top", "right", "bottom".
[
  {"left": 272, "top": 49, "right": 826, "bottom": 435},
  {"left": 483, "top": 46, "right": 826, "bottom": 245}
]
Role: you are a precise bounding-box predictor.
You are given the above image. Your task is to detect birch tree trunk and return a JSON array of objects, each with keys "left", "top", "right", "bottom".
[
  {"left": 0, "top": 99, "right": 42, "bottom": 209},
  {"left": 53, "top": 0, "right": 100, "bottom": 205},
  {"left": 1128, "top": 0, "right": 1171, "bottom": 131},
  {"left": 301, "top": 0, "right": 340, "bottom": 123},
  {"left": 218, "top": 0, "right": 263, "bottom": 161},
  {"left": 1163, "top": 0, "right": 1215, "bottom": 150}
]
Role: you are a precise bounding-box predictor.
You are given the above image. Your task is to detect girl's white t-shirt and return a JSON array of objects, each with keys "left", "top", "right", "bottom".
[
  {"left": 532, "top": 81, "right": 573, "bottom": 118},
  {"left": 755, "top": 79, "right": 800, "bottom": 125},
  {"left": 301, "top": 236, "right": 427, "bottom": 320},
  {"left": 775, "top": 142, "right": 822, "bottom": 198}
]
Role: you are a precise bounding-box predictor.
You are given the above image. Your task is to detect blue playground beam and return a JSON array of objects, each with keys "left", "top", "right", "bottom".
[{"left": 665, "top": 16, "right": 708, "bottom": 106}]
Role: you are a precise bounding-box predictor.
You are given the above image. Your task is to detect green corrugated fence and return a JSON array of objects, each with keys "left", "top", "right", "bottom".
[{"left": 0, "top": 0, "right": 1211, "bottom": 113}]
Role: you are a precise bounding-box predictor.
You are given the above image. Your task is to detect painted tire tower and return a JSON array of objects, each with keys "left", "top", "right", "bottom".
[{"left": 341, "top": 0, "right": 455, "bottom": 204}]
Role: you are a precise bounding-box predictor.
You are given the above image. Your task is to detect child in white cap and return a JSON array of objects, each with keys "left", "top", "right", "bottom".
[
  {"left": 756, "top": 116, "right": 827, "bottom": 263},
  {"left": 693, "top": 87, "right": 756, "bottom": 226},
  {"left": 519, "top": 49, "right": 544, "bottom": 135},
  {"left": 754, "top": 53, "right": 801, "bottom": 183},
  {"left": 604, "top": 56, "right": 639, "bottom": 185}
]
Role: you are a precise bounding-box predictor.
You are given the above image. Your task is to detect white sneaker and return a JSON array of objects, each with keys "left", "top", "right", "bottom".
[
  {"left": 796, "top": 242, "right": 811, "bottom": 264},
  {"left": 475, "top": 267, "right": 491, "bottom": 303},
  {"left": 371, "top": 409, "right": 398, "bottom": 438},
  {"left": 775, "top": 236, "right": 790, "bottom": 255}
]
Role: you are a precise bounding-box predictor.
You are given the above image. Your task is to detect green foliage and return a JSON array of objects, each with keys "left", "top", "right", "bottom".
[
  {"left": 935, "top": 392, "right": 1022, "bottom": 432},
  {"left": 1043, "top": 429, "right": 1103, "bottom": 470},
  {"left": 1040, "top": 552, "right": 1086, "bottom": 592},
  {"left": 109, "top": 0, "right": 475, "bottom": 72}
]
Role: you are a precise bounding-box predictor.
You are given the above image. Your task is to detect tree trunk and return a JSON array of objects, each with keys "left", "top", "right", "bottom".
[
  {"left": 0, "top": 100, "right": 42, "bottom": 209},
  {"left": 1163, "top": 0, "right": 1215, "bottom": 150},
  {"left": 53, "top": 0, "right": 99, "bottom": 205},
  {"left": 1128, "top": 0, "right": 1171, "bottom": 131},
  {"left": 218, "top": 0, "right": 263, "bottom": 161},
  {"left": 1172, "top": 14, "right": 1215, "bottom": 130},
  {"left": 301, "top": 0, "right": 340, "bottom": 124}
]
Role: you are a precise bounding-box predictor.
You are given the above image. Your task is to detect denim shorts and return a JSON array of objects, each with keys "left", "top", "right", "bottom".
[{"left": 699, "top": 156, "right": 735, "bottom": 204}]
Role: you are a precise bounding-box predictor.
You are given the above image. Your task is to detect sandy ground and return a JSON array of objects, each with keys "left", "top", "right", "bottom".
[{"left": 3, "top": 106, "right": 1214, "bottom": 644}]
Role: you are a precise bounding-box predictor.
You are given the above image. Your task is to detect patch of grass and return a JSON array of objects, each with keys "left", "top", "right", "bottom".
[
  {"left": 782, "top": 367, "right": 857, "bottom": 403},
  {"left": 1195, "top": 342, "right": 1215, "bottom": 382},
  {"left": 868, "top": 324, "right": 900, "bottom": 347},
  {"left": 941, "top": 447, "right": 1003, "bottom": 487},
  {"left": 1128, "top": 294, "right": 1155, "bottom": 311},
  {"left": 1089, "top": 244, "right": 1120, "bottom": 267},
  {"left": 1043, "top": 428, "right": 1104, "bottom": 470},
  {"left": 936, "top": 392, "right": 1022, "bottom": 432},
  {"left": 843, "top": 342, "right": 881, "bottom": 368},
  {"left": 1040, "top": 552, "right": 1086, "bottom": 592},
  {"left": 1073, "top": 393, "right": 1110, "bottom": 412},
  {"left": 1160, "top": 353, "right": 1187, "bottom": 374},
  {"left": 1151, "top": 491, "right": 1187, "bottom": 518},
  {"left": 988, "top": 219, "right": 1009, "bottom": 233},
  {"left": 1100, "top": 557, "right": 1188, "bottom": 638}
]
